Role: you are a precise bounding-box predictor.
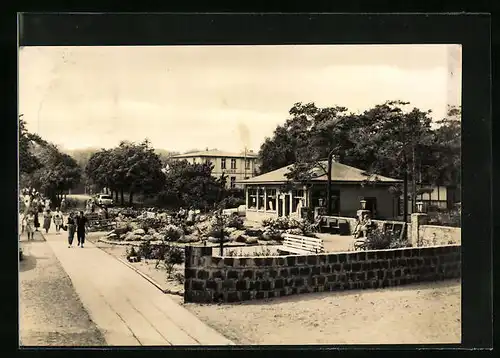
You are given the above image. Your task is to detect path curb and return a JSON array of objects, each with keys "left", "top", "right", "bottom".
[
  {"left": 93, "top": 237, "right": 184, "bottom": 297},
  {"left": 115, "top": 257, "right": 184, "bottom": 297}
]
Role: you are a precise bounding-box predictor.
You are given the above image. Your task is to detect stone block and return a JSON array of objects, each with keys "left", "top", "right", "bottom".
[
  {"left": 242, "top": 270, "right": 254, "bottom": 279},
  {"left": 371, "top": 261, "right": 380, "bottom": 270},
  {"left": 264, "top": 258, "right": 274, "bottom": 266},
  {"left": 351, "top": 262, "right": 361, "bottom": 272},
  {"left": 261, "top": 280, "right": 273, "bottom": 291},
  {"left": 286, "top": 256, "right": 297, "bottom": 266},
  {"left": 227, "top": 270, "right": 239, "bottom": 280},
  {"left": 268, "top": 291, "right": 276, "bottom": 299},
  {"left": 254, "top": 258, "right": 264, "bottom": 266},
  {"left": 226, "top": 291, "right": 240, "bottom": 303},
  {"left": 212, "top": 270, "right": 224, "bottom": 279},
  {"left": 236, "top": 280, "right": 248, "bottom": 290},
  {"left": 343, "top": 263, "right": 352, "bottom": 272},
  {"left": 311, "top": 266, "right": 321, "bottom": 275},
  {"left": 367, "top": 251, "right": 376, "bottom": 260},
  {"left": 269, "top": 269, "right": 279, "bottom": 278},
  {"left": 256, "top": 291, "right": 267, "bottom": 300},
  {"left": 393, "top": 250, "right": 402, "bottom": 258},
  {"left": 279, "top": 268, "right": 290, "bottom": 277},
  {"left": 276, "top": 257, "right": 286, "bottom": 266},
  {"left": 356, "top": 252, "right": 367, "bottom": 261},
  {"left": 294, "top": 277, "right": 305, "bottom": 287},
  {"left": 211, "top": 257, "right": 223, "bottom": 267},
  {"left": 296, "top": 255, "right": 307, "bottom": 265},
  {"left": 290, "top": 267, "right": 299, "bottom": 276},
  {"left": 338, "top": 254, "right": 347, "bottom": 263},
  {"left": 317, "top": 275, "right": 326, "bottom": 285},
  {"left": 307, "top": 255, "right": 319, "bottom": 266},
  {"left": 357, "top": 272, "right": 367, "bottom": 281},
  {"left": 300, "top": 267, "right": 311, "bottom": 276},
  {"left": 376, "top": 251, "right": 386, "bottom": 260},
  {"left": 318, "top": 254, "right": 328, "bottom": 264},
  {"left": 284, "top": 278, "right": 294, "bottom": 287},
  {"left": 236, "top": 258, "right": 248, "bottom": 267},
  {"left": 185, "top": 268, "right": 197, "bottom": 279},
  {"left": 299, "top": 287, "right": 311, "bottom": 294},
  {"left": 223, "top": 257, "right": 234, "bottom": 266},
  {"left": 240, "top": 291, "right": 251, "bottom": 301},
  {"left": 255, "top": 271, "right": 264, "bottom": 280},
  {"left": 197, "top": 270, "right": 210, "bottom": 280},
  {"left": 403, "top": 249, "right": 412, "bottom": 258},
  {"left": 248, "top": 281, "right": 261, "bottom": 291},
  {"left": 397, "top": 258, "right": 407, "bottom": 267},
  {"left": 274, "top": 278, "right": 284, "bottom": 289},
  {"left": 205, "top": 279, "right": 217, "bottom": 290},
  {"left": 291, "top": 287, "right": 299, "bottom": 295},
  {"left": 192, "top": 280, "right": 205, "bottom": 291},
  {"left": 328, "top": 254, "right": 338, "bottom": 264},
  {"left": 333, "top": 263, "right": 342, "bottom": 272},
  {"left": 321, "top": 265, "right": 332, "bottom": 274},
  {"left": 222, "top": 279, "right": 235, "bottom": 290}
]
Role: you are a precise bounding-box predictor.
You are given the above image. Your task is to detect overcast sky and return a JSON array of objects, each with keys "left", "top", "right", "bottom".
[{"left": 19, "top": 45, "right": 461, "bottom": 153}]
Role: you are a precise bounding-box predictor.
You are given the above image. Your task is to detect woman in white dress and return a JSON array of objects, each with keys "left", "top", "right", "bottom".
[{"left": 53, "top": 207, "right": 64, "bottom": 234}]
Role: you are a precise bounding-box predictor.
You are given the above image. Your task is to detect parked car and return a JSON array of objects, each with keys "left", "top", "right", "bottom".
[{"left": 96, "top": 194, "right": 114, "bottom": 206}]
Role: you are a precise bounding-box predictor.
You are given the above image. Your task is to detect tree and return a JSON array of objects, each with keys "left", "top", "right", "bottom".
[
  {"left": 19, "top": 114, "right": 47, "bottom": 175},
  {"left": 158, "top": 160, "right": 220, "bottom": 210},
  {"left": 28, "top": 144, "right": 82, "bottom": 205},
  {"left": 86, "top": 140, "right": 166, "bottom": 206}
]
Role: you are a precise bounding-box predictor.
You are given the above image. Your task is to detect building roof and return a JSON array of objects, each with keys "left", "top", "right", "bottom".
[
  {"left": 171, "top": 149, "right": 258, "bottom": 159},
  {"left": 239, "top": 160, "right": 402, "bottom": 184}
]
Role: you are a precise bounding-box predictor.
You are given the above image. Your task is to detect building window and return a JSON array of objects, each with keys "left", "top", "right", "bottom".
[
  {"left": 266, "top": 189, "right": 277, "bottom": 211},
  {"left": 205, "top": 158, "right": 211, "bottom": 166},
  {"left": 221, "top": 158, "right": 226, "bottom": 169},
  {"left": 257, "top": 188, "right": 265, "bottom": 210},
  {"left": 292, "top": 189, "right": 305, "bottom": 213},
  {"left": 231, "top": 158, "right": 237, "bottom": 169},
  {"left": 192, "top": 158, "right": 196, "bottom": 164},
  {"left": 230, "top": 177, "right": 236, "bottom": 188},
  {"left": 245, "top": 159, "right": 251, "bottom": 170},
  {"left": 248, "top": 188, "right": 257, "bottom": 209}
]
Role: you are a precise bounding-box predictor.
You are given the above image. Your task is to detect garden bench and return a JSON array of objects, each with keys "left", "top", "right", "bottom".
[{"left": 280, "top": 233, "right": 325, "bottom": 255}]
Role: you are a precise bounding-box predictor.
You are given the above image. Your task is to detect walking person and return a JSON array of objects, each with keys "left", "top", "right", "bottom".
[
  {"left": 75, "top": 211, "right": 88, "bottom": 248},
  {"left": 25, "top": 211, "right": 36, "bottom": 241},
  {"left": 53, "top": 207, "right": 63, "bottom": 234},
  {"left": 60, "top": 198, "right": 67, "bottom": 213},
  {"left": 33, "top": 206, "right": 40, "bottom": 232},
  {"left": 43, "top": 208, "right": 52, "bottom": 234},
  {"left": 66, "top": 212, "right": 76, "bottom": 248}
]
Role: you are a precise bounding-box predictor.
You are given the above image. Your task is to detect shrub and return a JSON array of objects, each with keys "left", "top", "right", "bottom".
[
  {"left": 365, "top": 229, "right": 409, "bottom": 250},
  {"left": 163, "top": 225, "right": 183, "bottom": 242},
  {"left": 137, "top": 240, "right": 154, "bottom": 259},
  {"left": 227, "top": 215, "right": 245, "bottom": 230},
  {"left": 164, "top": 245, "right": 184, "bottom": 277},
  {"left": 126, "top": 246, "right": 140, "bottom": 261}
]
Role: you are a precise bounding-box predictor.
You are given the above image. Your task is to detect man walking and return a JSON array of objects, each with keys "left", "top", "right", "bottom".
[{"left": 75, "top": 211, "right": 88, "bottom": 248}]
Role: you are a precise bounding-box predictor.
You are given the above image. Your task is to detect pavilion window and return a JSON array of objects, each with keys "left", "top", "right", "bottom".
[
  {"left": 257, "top": 188, "right": 265, "bottom": 210},
  {"left": 248, "top": 188, "right": 257, "bottom": 209},
  {"left": 266, "top": 189, "right": 277, "bottom": 211},
  {"left": 292, "top": 189, "right": 305, "bottom": 213}
]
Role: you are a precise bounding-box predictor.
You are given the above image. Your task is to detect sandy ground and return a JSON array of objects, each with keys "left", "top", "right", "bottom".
[
  {"left": 19, "top": 233, "right": 106, "bottom": 346},
  {"left": 183, "top": 279, "right": 461, "bottom": 345}
]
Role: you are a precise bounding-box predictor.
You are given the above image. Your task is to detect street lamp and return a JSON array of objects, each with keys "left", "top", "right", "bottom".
[
  {"left": 360, "top": 199, "right": 367, "bottom": 210},
  {"left": 416, "top": 201, "right": 424, "bottom": 213}
]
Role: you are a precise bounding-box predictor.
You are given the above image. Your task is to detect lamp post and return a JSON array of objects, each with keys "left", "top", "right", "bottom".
[
  {"left": 360, "top": 199, "right": 367, "bottom": 210},
  {"left": 326, "top": 149, "right": 336, "bottom": 216},
  {"left": 416, "top": 201, "right": 424, "bottom": 213}
]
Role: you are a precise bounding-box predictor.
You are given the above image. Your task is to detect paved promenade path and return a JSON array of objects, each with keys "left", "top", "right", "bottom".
[{"left": 42, "top": 230, "right": 234, "bottom": 346}]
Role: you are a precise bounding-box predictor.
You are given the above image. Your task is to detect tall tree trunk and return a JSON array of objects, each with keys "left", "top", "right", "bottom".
[
  {"left": 114, "top": 190, "right": 119, "bottom": 203},
  {"left": 120, "top": 189, "right": 124, "bottom": 206},
  {"left": 129, "top": 191, "right": 134, "bottom": 206}
]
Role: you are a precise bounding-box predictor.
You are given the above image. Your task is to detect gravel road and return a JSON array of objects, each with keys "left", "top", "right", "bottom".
[{"left": 19, "top": 233, "right": 106, "bottom": 346}]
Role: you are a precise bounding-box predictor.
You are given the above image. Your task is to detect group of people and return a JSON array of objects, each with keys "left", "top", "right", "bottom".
[
  {"left": 353, "top": 211, "right": 374, "bottom": 239},
  {"left": 20, "top": 188, "right": 88, "bottom": 248}
]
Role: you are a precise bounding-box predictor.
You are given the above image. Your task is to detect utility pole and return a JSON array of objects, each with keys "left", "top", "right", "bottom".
[{"left": 326, "top": 149, "right": 336, "bottom": 216}]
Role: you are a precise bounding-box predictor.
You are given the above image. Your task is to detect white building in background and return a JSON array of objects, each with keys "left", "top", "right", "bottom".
[{"left": 170, "top": 149, "right": 260, "bottom": 189}]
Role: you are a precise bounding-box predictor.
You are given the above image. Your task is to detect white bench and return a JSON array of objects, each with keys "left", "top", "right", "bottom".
[{"left": 280, "top": 233, "right": 325, "bottom": 255}]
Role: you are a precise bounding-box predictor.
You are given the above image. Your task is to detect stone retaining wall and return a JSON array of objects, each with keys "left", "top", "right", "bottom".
[
  {"left": 419, "top": 225, "right": 461, "bottom": 246},
  {"left": 184, "top": 244, "right": 461, "bottom": 303}
]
